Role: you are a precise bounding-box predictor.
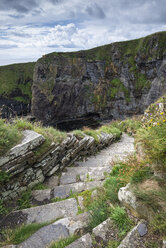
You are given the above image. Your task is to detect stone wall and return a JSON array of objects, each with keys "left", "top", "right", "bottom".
[{"left": 0, "top": 130, "right": 117, "bottom": 201}]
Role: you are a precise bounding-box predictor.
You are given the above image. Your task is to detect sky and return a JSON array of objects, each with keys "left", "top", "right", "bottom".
[{"left": 0, "top": 0, "right": 166, "bottom": 66}]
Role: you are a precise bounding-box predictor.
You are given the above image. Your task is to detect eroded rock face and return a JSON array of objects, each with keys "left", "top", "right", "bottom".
[{"left": 32, "top": 32, "right": 166, "bottom": 130}]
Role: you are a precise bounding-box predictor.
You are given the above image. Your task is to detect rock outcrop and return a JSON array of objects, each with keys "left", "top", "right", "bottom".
[{"left": 32, "top": 32, "right": 166, "bottom": 130}]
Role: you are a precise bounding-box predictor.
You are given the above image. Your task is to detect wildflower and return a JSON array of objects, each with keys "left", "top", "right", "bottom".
[
  {"left": 157, "top": 123, "right": 160, "bottom": 125},
  {"left": 148, "top": 126, "right": 151, "bottom": 129},
  {"left": 150, "top": 119, "right": 153, "bottom": 122},
  {"left": 160, "top": 112, "right": 164, "bottom": 115},
  {"left": 163, "top": 120, "right": 166, "bottom": 122}
]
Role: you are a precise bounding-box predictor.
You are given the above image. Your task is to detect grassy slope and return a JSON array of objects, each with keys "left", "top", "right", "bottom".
[{"left": 0, "top": 62, "right": 35, "bottom": 103}]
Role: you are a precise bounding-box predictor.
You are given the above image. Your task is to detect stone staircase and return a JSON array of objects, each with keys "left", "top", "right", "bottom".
[{"left": 1, "top": 134, "right": 136, "bottom": 248}]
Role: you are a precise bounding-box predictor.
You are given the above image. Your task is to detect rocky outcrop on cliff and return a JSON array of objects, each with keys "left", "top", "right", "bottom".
[
  {"left": 0, "top": 62, "right": 35, "bottom": 118},
  {"left": 32, "top": 32, "right": 166, "bottom": 130}
]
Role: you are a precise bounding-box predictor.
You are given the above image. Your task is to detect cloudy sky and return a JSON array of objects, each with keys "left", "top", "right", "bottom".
[{"left": 0, "top": 0, "right": 166, "bottom": 65}]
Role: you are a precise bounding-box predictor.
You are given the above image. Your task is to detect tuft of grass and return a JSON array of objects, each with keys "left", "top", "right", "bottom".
[
  {"left": 130, "top": 166, "right": 153, "bottom": 184},
  {"left": 149, "top": 212, "right": 166, "bottom": 236},
  {"left": 0, "top": 222, "right": 50, "bottom": 245},
  {"left": 0, "top": 119, "right": 22, "bottom": 156},
  {"left": 83, "top": 127, "right": 100, "bottom": 143},
  {"left": 110, "top": 206, "right": 133, "bottom": 235},
  {"left": 49, "top": 235, "right": 78, "bottom": 248},
  {"left": 87, "top": 195, "right": 110, "bottom": 230},
  {"left": 17, "top": 190, "right": 32, "bottom": 210},
  {"left": 99, "top": 125, "right": 122, "bottom": 139},
  {"left": 0, "top": 200, "right": 8, "bottom": 215},
  {"left": 106, "top": 240, "right": 120, "bottom": 248},
  {"left": 33, "top": 183, "right": 49, "bottom": 190}
]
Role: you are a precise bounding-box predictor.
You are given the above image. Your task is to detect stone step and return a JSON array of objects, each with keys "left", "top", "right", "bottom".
[
  {"left": 75, "top": 134, "right": 134, "bottom": 168},
  {"left": 52, "top": 181, "right": 103, "bottom": 199},
  {"left": 65, "top": 233, "right": 93, "bottom": 248},
  {"left": 16, "top": 212, "right": 89, "bottom": 248},
  {"left": 60, "top": 167, "right": 111, "bottom": 185},
  {"left": 0, "top": 198, "right": 78, "bottom": 230}
]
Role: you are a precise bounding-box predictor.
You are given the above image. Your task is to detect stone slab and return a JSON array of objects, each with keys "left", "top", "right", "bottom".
[
  {"left": 17, "top": 223, "right": 69, "bottom": 248},
  {"left": 31, "top": 189, "right": 51, "bottom": 203},
  {"left": 0, "top": 130, "right": 45, "bottom": 167},
  {"left": 53, "top": 181, "right": 103, "bottom": 199},
  {"left": 60, "top": 167, "right": 110, "bottom": 185},
  {"left": 118, "top": 220, "right": 148, "bottom": 248},
  {"left": 12, "top": 198, "right": 78, "bottom": 225},
  {"left": 65, "top": 233, "right": 93, "bottom": 248}
]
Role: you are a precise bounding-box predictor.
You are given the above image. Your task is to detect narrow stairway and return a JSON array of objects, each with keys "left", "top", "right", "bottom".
[{"left": 2, "top": 133, "right": 135, "bottom": 248}]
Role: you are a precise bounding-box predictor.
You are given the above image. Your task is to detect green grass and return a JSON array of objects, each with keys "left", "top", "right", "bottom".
[
  {"left": 110, "top": 206, "right": 133, "bottom": 235},
  {"left": 0, "top": 119, "right": 22, "bottom": 156},
  {"left": 0, "top": 62, "right": 34, "bottom": 103},
  {"left": 49, "top": 235, "right": 78, "bottom": 248},
  {"left": 33, "top": 183, "right": 49, "bottom": 190},
  {"left": 0, "top": 222, "right": 51, "bottom": 246},
  {"left": 130, "top": 166, "right": 153, "bottom": 184},
  {"left": 17, "top": 189, "right": 32, "bottom": 210}
]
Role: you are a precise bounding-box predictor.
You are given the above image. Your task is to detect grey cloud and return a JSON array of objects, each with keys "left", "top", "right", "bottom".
[
  {"left": 0, "top": 45, "right": 17, "bottom": 49},
  {"left": 86, "top": 3, "right": 105, "bottom": 19},
  {"left": 0, "top": 0, "right": 38, "bottom": 13}
]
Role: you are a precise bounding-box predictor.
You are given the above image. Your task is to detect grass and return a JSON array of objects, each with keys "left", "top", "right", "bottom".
[
  {"left": 0, "top": 119, "right": 22, "bottom": 156},
  {"left": 0, "top": 62, "right": 34, "bottom": 103},
  {"left": 17, "top": 189, "right": 32, "bottom": 210},
  {"left": 110, "top": 206, "right": 133, "bottom": 235},
  {"left": 33, "top": 183, "right": 49, "bottom": 190},
  {"left": 0, "top": 222, "right": 51, "bottom": 246},
  {"left": 49, "top": 235, "right": 78, "bottom": 248}
]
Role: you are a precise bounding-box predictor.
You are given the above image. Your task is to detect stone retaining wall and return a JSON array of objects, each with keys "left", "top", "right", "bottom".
[{"left": 0, "top": 130, "right": 118, "bottom": 201}]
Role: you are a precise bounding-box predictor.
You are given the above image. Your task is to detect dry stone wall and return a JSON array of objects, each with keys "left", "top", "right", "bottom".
[{"left": 0, "top": 130, "right": 117, "bottom": 201}]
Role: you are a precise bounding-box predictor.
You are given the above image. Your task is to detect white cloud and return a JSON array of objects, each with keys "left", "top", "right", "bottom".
[{"left": 0, "top": 0, "right": 166, "bottom": 65}]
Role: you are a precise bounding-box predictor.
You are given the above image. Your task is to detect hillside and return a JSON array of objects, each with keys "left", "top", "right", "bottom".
[
  {"left": 0, "top": 62, "right": 35, "bottom": 118},
  {"left": 32, "top": 31, "right": 166, "bottom": 130}
]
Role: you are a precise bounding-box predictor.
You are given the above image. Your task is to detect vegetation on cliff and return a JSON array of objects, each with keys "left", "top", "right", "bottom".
[{"left": 0, "top": 62, "right": 35, "bottom": 103}]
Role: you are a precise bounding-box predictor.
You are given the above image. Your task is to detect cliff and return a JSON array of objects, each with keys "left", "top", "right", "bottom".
[
  {"left": 32, "top": 31, "right": 166, "bottom": 130},
  {"left": 0, "top": 62, "right": 35, "bottom": 118}
]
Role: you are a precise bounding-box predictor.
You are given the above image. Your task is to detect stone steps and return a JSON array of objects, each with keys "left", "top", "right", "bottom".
[
  {"left": 0, "top": 198, "right": 78, "bottom": 230},
  {"left": 60, "top": 166, "right": 111, "bottom": 185},
  {"left": 16, "top": 212, "right": 89, "bottom": 248},
  {"left": 31, "top": 180, "right": 103, "bottom": 204},
  {"left": 1, "top": 134, "right": 136, "bottom": 248}
]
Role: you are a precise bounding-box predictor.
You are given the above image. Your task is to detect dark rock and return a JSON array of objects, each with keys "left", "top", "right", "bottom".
[
  {"left": 32, "top": 32, "right": 166, "bottom": 130},
  {"left": 137, "top": 223, "right": 148, "bottom": 237}
]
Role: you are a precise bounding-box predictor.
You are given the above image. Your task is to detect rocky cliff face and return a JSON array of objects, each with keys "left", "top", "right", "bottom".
[
  {"left": 32, "top": 32, "right": 166, "bottom": 130},
  {"left": 0, "top": 62, "right": 35, "bottom": 118}
]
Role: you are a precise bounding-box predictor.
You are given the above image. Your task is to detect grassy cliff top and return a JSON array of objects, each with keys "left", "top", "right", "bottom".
[
  {"left": 39, "top": 31, "right": 166, "bottom": 64},
  {"left": 0, "top": 62, "right": 35, "bottom": 99}
]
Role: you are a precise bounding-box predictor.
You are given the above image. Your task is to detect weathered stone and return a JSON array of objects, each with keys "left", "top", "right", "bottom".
[
  {"left": 118, "top": 183, "right": 155, "bottom": 220},
  {"left": 45, "top": 175, "right": 59, "bottom": 188},
  {"left": 117, "top": 220, "right": 148, "bottom": 248},
  {"left": 0, "top": 130, "right": 45, "bottom": 167},
  {"left": 10, "top": 198, "right": 78, "bottom": 225},
  {"left": 92, "top": 218, "right": 118, "bottom": 244},
  {"left": 17, "top": 223, "right": 69, "bottom": 248},
  {"left": 54, "top": 212, "right": 89, "bottom": 235},
  {"left": 53, "top": 181, "right": 103, "bottom": 199},
  {"left": 60, "top": 167, "right": 110, "bottom": 185},
  {"left": 32, "top": 189, "right": 51, "bottom": 203},
  {"left": 163, "top": 240, "right": 166, "bottom": 248},
  {"left": 65, "top": 233, "right": 93, "bottom": 248},
  {"left": 137, "top": 223, "right": 148, "bottom": 237}
]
